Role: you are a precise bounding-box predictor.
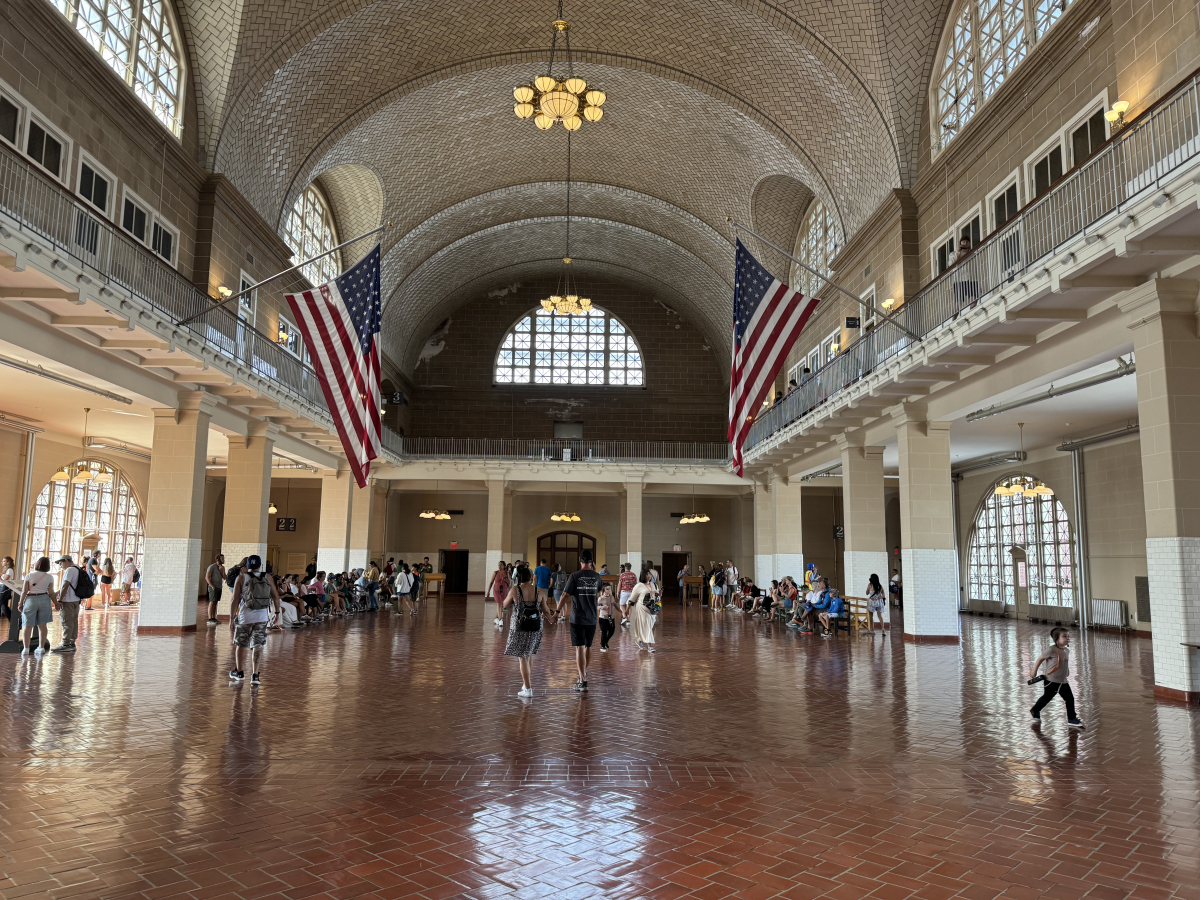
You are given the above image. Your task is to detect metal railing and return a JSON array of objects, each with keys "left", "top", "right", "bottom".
[
  {"left": 747, "top": 70, "right": 1200, "bottom": 451},
  {"left": 382, "top": 432, "right": 732, "bottom": 464},
  {"left": 0, "top": 142, "right": 328, "bottom": 414}
]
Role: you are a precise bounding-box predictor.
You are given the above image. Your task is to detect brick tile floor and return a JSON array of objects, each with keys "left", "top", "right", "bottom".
[{"left": 0, "top": 602, "right": 1198, "bottom": 899}]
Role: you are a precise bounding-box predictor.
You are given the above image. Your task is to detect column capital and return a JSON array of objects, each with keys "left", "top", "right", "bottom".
[
  {"left": 834, "top": 432, "right": 863, "bottom": 451},
  {"left": 1117, "top": 277, "right": 1198, "bottom": 326},
  {"left": 177, "top": 390, "right": 220, "bottom": 416},
  {"left": 890, "top": 402, "right": 928, "bottom": 426}
]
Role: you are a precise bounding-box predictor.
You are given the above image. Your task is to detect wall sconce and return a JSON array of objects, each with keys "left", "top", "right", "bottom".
[
  {"left": 881, "top": 297, "right": 897, "bottom": 311},
  {"left": 268, "top": 501, "right": 277, "bottom": 514},
  {"left": 277, "top": 325, "right": 291, "bottom": 343},
  {"left": 1104, "top": 100, "right": 1129, "bottom": 131},
  {"left": 829, "top": 341, "right": 840, "bottom": 355},
  {"left": 217, "top": 286, "right": 233, "bottom": 299}
]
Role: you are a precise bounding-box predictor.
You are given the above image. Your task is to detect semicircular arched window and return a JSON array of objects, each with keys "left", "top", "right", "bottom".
[
  {"left": 50, "top": 0, "right": 185, "bottom": 137},
  {"left": 495, "top": 307, "right": 643, "bottom": 386},
  {"left": 934, "top": 0, "right": 1075, "bottom": 152},
  {"left": 24, "top": 458, "right": 144, "bottom": 574},
  {"left": 283, "top": 185, "right": 341, "bottom": 286},
  {"left": 966, "top": 476, "right": 1075, "bottom": 608},
  {"left": 792, "top": 200, "right": 838, "bottom": 299}
]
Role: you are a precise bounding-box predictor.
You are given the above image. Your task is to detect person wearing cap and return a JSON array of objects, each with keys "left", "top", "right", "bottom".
[
  {"left": 228, "top": 554, "right": 280, "bottom": 685},
  {"left": 120, "top": 557, "right": 136, "bottom": 605},
  {"left": 53, "top": 554, "right": 83, "bottom": 653}
]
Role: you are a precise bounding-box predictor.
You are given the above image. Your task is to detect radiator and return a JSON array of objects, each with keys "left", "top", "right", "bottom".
[
  {"left": 965, "top": 597, "right": 1007, "bottom": 616},
  {"left": 1027, "top": 603, "right": 1076, "bottom": 625},
  {"left": 1090, "top": 597, "right": 1130, "bottom": 629}
]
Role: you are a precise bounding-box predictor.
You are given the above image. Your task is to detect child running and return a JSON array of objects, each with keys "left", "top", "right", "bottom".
[{"left": 1029, "top": 627, "right": 1085, "bottom": 729}]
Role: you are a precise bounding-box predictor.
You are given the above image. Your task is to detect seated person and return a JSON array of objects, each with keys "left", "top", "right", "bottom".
[
  {"left": 819, "top": 590, "right": 846, "bottom": 637},
  {"left": 780, "top": 576, "right": 799, "bottom": 612},
  {"left": 756, "top": 580, "right": 780, "bottom": 616},
  {"left": 278, "top": 575, "right": 304, "bottom": 627}
]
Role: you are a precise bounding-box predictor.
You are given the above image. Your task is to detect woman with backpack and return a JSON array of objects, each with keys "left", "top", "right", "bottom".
[
  {"left": 503, "top": 564, "right": 542, "bottom": 698},
  {"left": 396, "top": 564, "right": 417, "bottom": 616},
  {"left": 627, "top": 569, "right": 659, "bottom": 652}
]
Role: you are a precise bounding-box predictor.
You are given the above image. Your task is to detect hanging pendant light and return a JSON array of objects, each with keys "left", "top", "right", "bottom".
[
  {"left": 680, "top": 484, "right": 709, "bottom": 524},
  {"left": 420, "top": 480, "right": 451, "bottom": 519},
  {"left": 994, "top": 423, "right": 1053, "bottom": 498},
  {"left": 51, "top": 467, "right": 70, "bottom": 482},
  {"left": 512, "top": 3, "right": 607, "bottom": 132},
  {"left": 552, "top": 481, "right": 580, "bottom": 522}
]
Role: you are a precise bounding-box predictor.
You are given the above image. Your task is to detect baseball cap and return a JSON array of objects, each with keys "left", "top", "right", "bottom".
[
  {"left": 247, "top": 554, "right": 262, "bottom": 571},
  {"left": 55, "top": 555, "right": 74, "bottom": 564}
]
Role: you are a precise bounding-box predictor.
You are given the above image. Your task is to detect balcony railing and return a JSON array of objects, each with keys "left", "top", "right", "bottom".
[
  {"left": 382, "top": 432, "right": 732, "bottom": 464},
  {"left": 747, "top": 70, "right": 1200, "bottom": 451},
  {"left": 0, "top": 142, "right": 327, "bottom": 414}
]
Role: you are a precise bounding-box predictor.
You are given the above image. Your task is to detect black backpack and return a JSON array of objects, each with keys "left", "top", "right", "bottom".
[
  {"left": 516, "top": 600, "right": 541, "bottom": 632},
  {"left": 714, "top": 568, "right": 726, "bottom": 587},
  {"left": 71, "top": 566, "right": 96, "bottom": 600},
  {"left": 225, "top": 565, "right": 241, "bottom": 589}
]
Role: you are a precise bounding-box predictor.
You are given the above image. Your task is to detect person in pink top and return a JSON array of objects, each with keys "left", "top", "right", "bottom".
[{"left": 488, "top": 560, "right": 510, "bottom": 627}]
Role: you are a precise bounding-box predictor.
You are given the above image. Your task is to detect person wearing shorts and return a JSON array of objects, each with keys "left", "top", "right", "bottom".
[
  {"left": 205, "top": 553, "right": 225, "bottom": 626},
  {"left": 228, "top": 554, "right": 279, "bottom": 686},
  {"left": 534, "top": 558, "right": 553, "bottom": 617},
  {"left": 558, "top": 550, "right": 603, "bottom": 692},
  {"left": 617, "top": 563, "right": 636, "bottom": 627}
]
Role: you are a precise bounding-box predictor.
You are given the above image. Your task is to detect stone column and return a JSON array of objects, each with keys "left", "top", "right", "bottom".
[
  {"left": 317, "top": 468, "right": 355, "bottom": 575},
  {"left": 773, "top": 475, "right": 804, "bottom": 583},
  {"left": 753, "top": 481, "right": 774, "bottom": 584},
  {"left": 894, "top": 406, "right": 959, "bottom": 642},
  {"left": 625, "top": 479, "right": 643, "bottom": 572},
  {"left": 484, "top": 477, "right": 505, "bottom": 592},
  {"left": 138, "top": 392, "right": 216, "bottom": 632},
  {"left": 840, "top": 437, "right": 890, "bottom": 617},
  {"left": 502, "top": 487, "right": 515, "bottom": 562},
  {"left": 619, "top": 491, "right": 629, "bottom": 567},
  {"left": 347, "top": 479, "right": 375, "bottom": 572},
  {"left": 1118, "top": 278, "right": 1200, "bottom": 701},
  {"left": 219, "top": 423, "right": 275, "bottom": 615}
]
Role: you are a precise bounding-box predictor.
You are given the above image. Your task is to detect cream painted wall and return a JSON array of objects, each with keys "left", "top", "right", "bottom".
[
  {"left": 0, "top": 427, "right": 30, "bottom": 561},
  {"left": 513, "top": 492, "right": 621, "bottom": 570},
  {"left": 386, "top": 489, "right": 489, "bottom": 589},
  {"left": 641, "top": 493, "right": 745, "bottom": 574},
  {"left": 1082, "top": 436, "right": 1148, "bottom": 627}
]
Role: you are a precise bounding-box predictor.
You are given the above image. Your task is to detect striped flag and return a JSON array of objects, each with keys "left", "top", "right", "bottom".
[
  {"left": 285, "top": 244, "right": 382, "bottom": 488},
  {"left": 728, "top": 240, "right": 821, "bottom": 476}
]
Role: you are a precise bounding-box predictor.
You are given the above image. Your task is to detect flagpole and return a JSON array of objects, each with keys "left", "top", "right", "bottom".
[
  {"left": 177, "top": 222, "right": 393, "bottom": 327},
  {"left": 727, "top": 218, "right": 920, "bottom": 342}
]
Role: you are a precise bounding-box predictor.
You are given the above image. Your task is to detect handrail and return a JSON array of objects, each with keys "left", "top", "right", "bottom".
[
  {"left": 746, "top": 70, "right": 1200, "bottom": 452},
  {"left": 382, "top": 432, "right": 732, "bottom": 464},
  {"left": 0, "top": 142, "right": 328, "bottom": 415}
]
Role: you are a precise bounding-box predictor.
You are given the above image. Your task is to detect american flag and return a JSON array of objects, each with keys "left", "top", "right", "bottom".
[
  {"left": 728, "top": 240, "right": 821, "bottom": 476},
  {"left": 285, "top": 244, "right": 382, "bottom": 488}
]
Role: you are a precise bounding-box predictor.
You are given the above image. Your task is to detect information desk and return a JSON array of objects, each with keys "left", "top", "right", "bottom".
[
  {"left": 682, "top": 575, "right": 705, "bottom": 603},
  {"left": 422, "top": 573, "right": 445, "bottom": 600}
]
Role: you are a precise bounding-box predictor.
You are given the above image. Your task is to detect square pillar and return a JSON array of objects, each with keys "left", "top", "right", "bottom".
[
  {"left": 317, "top": 468, "right": 355, "bottom": 575},
  {"left": 895, "top": 406, "right": 959, "bottom": 642},
  {"left": 139, "top": 392, "right": 217, "bottom": 632},
  {"left": 625, "top": 479, "right": 643, "bottom": 572},
  {"left": 1118, "top": 278, "right": 1200, "bottom": 701},
  {"left": 619, "top": 491, "right": 629, "bottom": 567},
  {"left": 773, "top": 475, "right": 804, "bottom": 585},
  {"left": 502, "top": 487, "right": 515, "bottom": 562},
  {"left": 840, "top": 438, "right": 890, "bottom": 615},
  {"left": 219, "top": 423, "right": 275, "bottom": 614},
  {"left": 485, "top": 477, "right": 506, "bottom": 592},
  {"left": 347, "top": 479, "right": 375, "bottom": 572},
  {"left": 753, "top": 482, "right": 774, "bottom": 584}
]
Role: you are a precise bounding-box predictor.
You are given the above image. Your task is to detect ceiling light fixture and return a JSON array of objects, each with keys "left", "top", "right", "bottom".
[
  {"left": 513, "top": 1, "right": 606, "bottom": 132},
  {"left": 994, "top": 423, "right": 1054, "bottom": 498},
  {"left": 540, "top": 130, "right": 593, "bottom": 316},
  {"left": 551, "top": 481, "right": 581, "bottom": 522},
  {"left": 680, "top": 484, "right": 709, "bottom": 524},
  {"left": 420, "top": 480, "right": 451, "bottom": 520}
]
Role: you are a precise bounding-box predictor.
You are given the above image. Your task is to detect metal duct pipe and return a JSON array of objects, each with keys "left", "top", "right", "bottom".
[
  {"left": 1056, "top": 423, "right": 1140, "bottom": 452},
  {"left": 966, "top": 358, "right": 1134, "bottom": 423},
  {"left": 951, "top": 451, "right": 1027, "bottom": 476},
  {"left": 0, "top": 354, "right": 134, "bottom": 405}
]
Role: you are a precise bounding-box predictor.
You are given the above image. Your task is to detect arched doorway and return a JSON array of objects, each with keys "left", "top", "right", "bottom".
[
  {"left": 24, "top": 458, "right": 144, "bottom": 573},
  {"left": 537, "top": 531, "right": 596, "bottom": 575}
]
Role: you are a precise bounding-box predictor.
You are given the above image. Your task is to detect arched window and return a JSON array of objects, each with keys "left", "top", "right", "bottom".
[
  {"left": 495, "top": 307, "right": 644, "bottom": 386},
  {"left": 967, "top": 476, "right": 1075, "bottom": 608},
  {"left": 24, "top": 458, "right": 144, "bottom": 574},
  {"left": 792, "top": 200, "right": 838, "bottom": 299},
  {"left": 50, "top": 0, "right": 184, "bottom": 137},
  {"left": 934, "top": 0, "right": 1073, "bottom": 151},
  {"left": 283, "top": 185, "right": 341, "bottom": 286}
]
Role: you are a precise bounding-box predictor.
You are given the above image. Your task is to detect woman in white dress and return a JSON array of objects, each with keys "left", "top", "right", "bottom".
[{"left": 627, "top": 569, "right": 659, "bottom": 652}]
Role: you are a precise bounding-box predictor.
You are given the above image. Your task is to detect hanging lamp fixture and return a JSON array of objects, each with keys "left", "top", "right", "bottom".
[
  {"left": 540, "top": 132, "right": 593, "bottom": 316},
  {"left": 551, "top": 481, "right": 581, "bottom": 522},
  {"left": 513, "top": 1, "right": 606, "bottom": 131},
  {"left": 420, "top": 480, "right": 451, "bottom": 519},
  {"left": 994, "top": 423, "right": 1054, "bottom": 497},
  {"left": 680, "top": 484, "right": 709, "bottom": 524},
  {"left": 71, "top": 408, "right": 95, "bottom": 483}
]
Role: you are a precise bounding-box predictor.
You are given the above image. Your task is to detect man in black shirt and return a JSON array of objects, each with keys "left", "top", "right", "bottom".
[{"left": 558, "top": 549, "right": 602, "bottom": 692}]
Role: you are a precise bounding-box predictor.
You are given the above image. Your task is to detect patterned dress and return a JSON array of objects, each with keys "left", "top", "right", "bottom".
[{"left": 504, "top": 586, "right": 542, "bottom": 658}]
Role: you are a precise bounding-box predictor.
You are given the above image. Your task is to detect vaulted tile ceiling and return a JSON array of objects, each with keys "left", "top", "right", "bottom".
[{"left": 179, "top": 0, "right": 949, "bottom": 372}]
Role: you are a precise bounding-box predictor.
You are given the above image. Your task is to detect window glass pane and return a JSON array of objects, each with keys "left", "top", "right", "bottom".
[
  {"left": 495, "top": 307, "right": 642, "bottom": 386},
  {"left": 283, "top": 185, "right": 340, "bottom": 285}
]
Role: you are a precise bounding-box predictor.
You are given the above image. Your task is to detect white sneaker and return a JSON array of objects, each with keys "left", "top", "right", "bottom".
[
  {"left": 517, "top": 687, "right": 532, "bottom": 698},
  {"left": 33, "top": 646, "right": 44, "bottom": 655},
  {"left": 20, "top": 647, "right": 29, "bottom": 656},
  {"left": 493, "top": 617, "right": 502, "bottom": 625}
]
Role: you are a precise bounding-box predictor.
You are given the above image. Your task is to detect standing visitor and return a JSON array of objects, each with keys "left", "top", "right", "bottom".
[
  {"left": 1029, "top": 627, "right": 1085, "bottom": 728},
  {"left": 306, "top": 556, "right": 318, "bottom": 581},
  {"left": 53, "top": 555, "right": 88, "bottom": 653},
  {"left": 228, "top": 555, "right": 279, "bottom": 685},
  {"left": 120, "top": 557, "right": 136, "bottom": 605},
  {"left": 0, "top": 556, "right": 16, "bottom": 620},
  {"left": 503, "top": 564, "right": 542, "bottom": 698},
  {"left": 84, "top": 553, "right": 102, "bottom": 610},
  {"left": 617, "top": 563, "right": 636, "bottom": 626},
  {"left": 676, "top": 563, "right": 689, "bottom": 606},
  {"left": 18, "top": 557, "right": 56, "bottom": 655},
  {"left": 597, "top": 583, "right": 617, "bottom": 652},
  {"left": 890, "top": 569, "right": 902, "bottom": 609},
  {"left": 99, "top": 558, "right": 116, "bottom": 607},
  {"left": 396, "top": 564, "right": 417, "bottom": 615},
  {"left": 553, "top": 564, "right": 568, "bottom": 614},
  {"left": 695, "top": 562, "right": 707, "bottom": 607},
  {"left": 488, "top": 560, "right": 510, "bottom": 627},
  {"left": 724, "top": 559, "right": 738, "bottom": 600},
  {"left": 534, "top": 558, "right": 553, "bottom": 618},
  {"left": 866, "top": 574, "right": 887, "bottom": 635},
  {"left": 205, "top": 552, "right": 226, "bottom": 626},
  {"left": 365, "top": 560, "right": 381, "bottom": 610},
  {"left": 626, "top": 569, "right": 658, "bottom": 651},
  {"left": 711, "top": 563, "right": 726, "bottom": 609},
  {"left": 557, "top": 548, "right": 602, "bottom": 692}
]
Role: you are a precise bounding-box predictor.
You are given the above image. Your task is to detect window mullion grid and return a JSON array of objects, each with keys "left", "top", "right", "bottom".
[
  {"left": 1024, "top": 0, "right": 1038, "bottom": 51},
  {"left": 127, "top": 0, "right": 143, "bottom": 87},
  {"left": 969, "top": 0, "right": 984, "bottom": 109}
]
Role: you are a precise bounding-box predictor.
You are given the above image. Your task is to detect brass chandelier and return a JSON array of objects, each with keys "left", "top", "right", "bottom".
[
  {"left": 551, "top": 481, "right": 581, "bottom": 522},
  {"left": 994, "top": 423, "right": 1054, "bottom": 498},
  {"left": 513, "top": 2, "right": 606, "bottom": 132},
  {"left": 540, "top": 130, "right": 593, "bottom": 316},
  {"left": 420, "top": 480, "right": 451, "bottom": 520},
  {"left": 680, "top": 484, "right": 710, "bottom": 524}
]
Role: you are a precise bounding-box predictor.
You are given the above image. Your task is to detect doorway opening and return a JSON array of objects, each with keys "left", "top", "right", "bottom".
[
  {"left": 537, "top": 531, "right": 596, "bottom": 575},
  {"left": 661, "top": 551, "right": 691, "bottom": 601},
  {"left": 440, "top": 549, "right": 469, "bottom": 593}
]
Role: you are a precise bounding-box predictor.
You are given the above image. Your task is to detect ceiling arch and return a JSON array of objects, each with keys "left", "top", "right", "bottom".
[
  {"left": 750, "top": 174, "right": 814, "bottom": 282},
  {"left": 314, "top": 163, "right": 385, "bottom": 267}
]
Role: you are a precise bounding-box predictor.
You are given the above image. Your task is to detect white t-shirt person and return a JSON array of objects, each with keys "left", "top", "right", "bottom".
[
  {"left": 121, "top": 561, "right": 136, "bottom": 585},
  {"left": 58, "top": 564, "right": 81, "bottom": 604}
]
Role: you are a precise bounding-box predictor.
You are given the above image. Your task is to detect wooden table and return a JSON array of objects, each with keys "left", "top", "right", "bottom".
[
  {"left": 682, "top": 576, "right": 704, "bottom": 603},
  {"left": 422, "top": 573, "right": 445, "bottom": 600}
]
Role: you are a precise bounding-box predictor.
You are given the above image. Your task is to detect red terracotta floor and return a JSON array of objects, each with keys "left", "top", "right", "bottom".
[{"left": 1, "top": 600, "right": 1198, "bottom": 900}]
